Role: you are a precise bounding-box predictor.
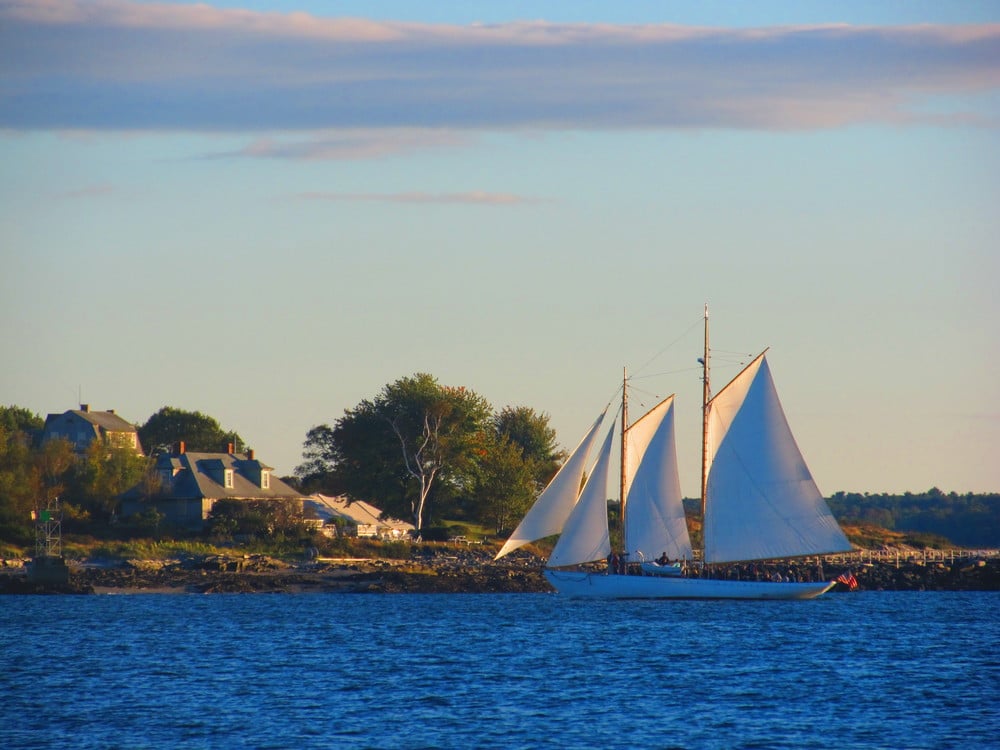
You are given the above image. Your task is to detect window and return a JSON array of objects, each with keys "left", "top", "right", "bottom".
[
  {"left": 224, "top": 469, "right": 234, "bottom": 489},
  {"left": 261, "top": 470, "right": 270, "bottom": 489}
]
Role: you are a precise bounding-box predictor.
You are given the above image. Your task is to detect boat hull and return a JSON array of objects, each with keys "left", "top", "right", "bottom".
[{"left": 544, "top": 570, "right": 836, "bottom": 600}]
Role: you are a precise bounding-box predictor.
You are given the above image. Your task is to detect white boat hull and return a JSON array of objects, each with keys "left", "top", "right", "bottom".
[{"left": 544, "top": 570, "right": 836, "bottom": 600}]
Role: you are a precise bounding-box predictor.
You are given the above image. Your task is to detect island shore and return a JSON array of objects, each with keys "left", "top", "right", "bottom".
[{"left": 2, "top": 547, "right": 998, "bottom": 595}]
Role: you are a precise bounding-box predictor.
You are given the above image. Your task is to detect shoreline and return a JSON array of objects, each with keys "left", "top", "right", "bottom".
[{"left": 2, "top": 551, "right": 999, "bottom": 594}]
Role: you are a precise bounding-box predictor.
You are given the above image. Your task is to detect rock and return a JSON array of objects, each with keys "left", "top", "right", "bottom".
[{"left": 4, "top": 551, "right": 997, "bottom": 595}]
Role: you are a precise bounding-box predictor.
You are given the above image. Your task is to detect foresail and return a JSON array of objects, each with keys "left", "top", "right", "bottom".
[
  {"left": 494, "top": 408, "right": 607, "bottom": 560},
  {"left": 547, "top": 425, "right": 614, "bottom": 568},
  {"left": 703, "top": 355, "right": 852, "bottom": 564},
  {"left": 623, "top": 397, "right": 693, "bottom": 562}
]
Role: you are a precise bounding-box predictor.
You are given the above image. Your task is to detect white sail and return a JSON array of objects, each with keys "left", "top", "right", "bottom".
[
  {"left": 703, "top": 354, "right": 852, "bottom": 564},
  {"left": 547, "top": 425, "right": 615, "bottom": 568},
  {"left": 494, "top": 409, "right": 607, "bottom": 560},
  {"left": 623, "top": 396, "right": 692, "bottom": 562}
]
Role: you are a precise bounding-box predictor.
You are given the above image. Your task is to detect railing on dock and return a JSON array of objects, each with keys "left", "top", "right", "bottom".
[{"left": 823, "top": 548, "right": 1000, "bottom": 568}]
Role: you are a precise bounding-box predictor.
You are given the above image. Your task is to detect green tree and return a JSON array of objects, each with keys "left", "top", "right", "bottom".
[
  {"left": 295, "top": 424, "right": 340, "bottom": 492},
  {"left": 137, "top": 407, "right": 244, "bottom": 455},
  {"left": 0, "top": 424, "right": 39, "bottom": 543},
  {"left": 494, "top": 406, "right": 565, "bottom": 490},
  {"left": 382, "top": 375, "right": 492, "bottom": 531},
  {"left": 69, "top": 441, "right": 149, "bottom": 519},
  {"left": 207, "top": 498, "right": 308, "bottom": 540},
  {"left": 472, "top": 432, "right": 537, "bottom": 534},
  {"left": 0, "top": 405, "right": 44, "bottom": 439},
  {"left": 0, "top": 428, "right": 76, "bottom": 545},
  {"left": 308, "top": 373, "right": 492, "bottom": 531},
  {"left": 34, "top": 437, "right": 76, "bottom": 503}
]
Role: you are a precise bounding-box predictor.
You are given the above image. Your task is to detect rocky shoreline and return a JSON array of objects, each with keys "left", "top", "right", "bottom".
[{"left": 2, "top": 547, "right": 998, "bottom": 595}]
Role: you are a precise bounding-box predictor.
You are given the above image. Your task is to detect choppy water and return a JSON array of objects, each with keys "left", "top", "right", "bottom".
[{"left": 2, "top": 592, "right": 997, "bottom": 749}]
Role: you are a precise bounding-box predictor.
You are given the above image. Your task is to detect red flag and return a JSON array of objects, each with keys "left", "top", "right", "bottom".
[{"left": 836, "top": 573, "right": 858, "bottom": 590}]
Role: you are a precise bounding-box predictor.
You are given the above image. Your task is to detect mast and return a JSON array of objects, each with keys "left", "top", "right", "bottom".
[
  {"left": 700, "top": 304, "right": 710, "bottom": 528},
  {"left": 619, "top": 366, "right": 628, "bottom": 555}
]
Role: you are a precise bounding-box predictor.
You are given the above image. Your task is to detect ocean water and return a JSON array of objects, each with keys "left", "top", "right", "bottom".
[{"left": 2, "top": 592, "right": 997, "bottom": 750}]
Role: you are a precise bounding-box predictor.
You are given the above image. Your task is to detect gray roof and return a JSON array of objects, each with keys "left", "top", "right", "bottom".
[
  {"left": 42, "top": 408, "right": 143, "bottom": 453},
  {"left": 43, "top": 409, "right": 139, "bottom": 434},
  {"left": 69, "top": 409, "right": 137, "bottom": 433},
  {"left": 146, "top": 450, "right": 304, "bottom": 502}
]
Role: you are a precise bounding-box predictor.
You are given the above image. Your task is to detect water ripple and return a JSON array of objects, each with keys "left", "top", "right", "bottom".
[{"left": 1, "top": 592, "right": 997, "bottom": 749}]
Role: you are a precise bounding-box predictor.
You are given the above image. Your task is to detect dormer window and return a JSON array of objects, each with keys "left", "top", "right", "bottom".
[
  {"left": 224, "top": 469, "right": 234, "bottom": 489},
  {"left": 261, "top": 470, "right": 270, "bottom": 489}
]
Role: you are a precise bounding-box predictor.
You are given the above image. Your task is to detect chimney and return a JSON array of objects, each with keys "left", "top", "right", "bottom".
[
  {"left": 80, "top": 404, "right": 90, "bottom": 412},
  {"left": 248, "top": 448, "right": 255, "bottom": 461},
  {"left": 107, "top": 408, "right": 116, "bottom": 415},
  {"left": 177, "top": 441, "right": 186, "bottom": 455},
  {"left": 227, "top": 442, "right": 234, "bottom": 454}
]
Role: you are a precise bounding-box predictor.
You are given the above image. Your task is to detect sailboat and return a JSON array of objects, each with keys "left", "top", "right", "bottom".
[{"left": 495, "top": 307, "right": 853, "bottom": 599}]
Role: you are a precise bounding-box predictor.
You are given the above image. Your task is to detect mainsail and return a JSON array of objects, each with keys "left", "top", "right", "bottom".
[
  {"left": 623, "top": 396, "right": 692, "bottom": 562},
  {"left": 494, "top": 409, "right": 607, "bottom": 560},
  {"left": 703, "top": 354, "right": 851, "bottom": 563},
  {"left": 547, "top": 425, "right": 615, "bottom": 567}
]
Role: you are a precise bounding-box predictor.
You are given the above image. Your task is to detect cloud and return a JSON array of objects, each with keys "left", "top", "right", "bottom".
[
  {"left": 1, "top": 0, "right": 998, "bottom": 135},
  {"left": 52, "top": 183, "right": 115, "bottom": 199},
  {"left": 202, "top": 129, "right": 471, "bottom": 161},
  {"left": 294, "top": 191, "right": 541, "bottom": 205}
]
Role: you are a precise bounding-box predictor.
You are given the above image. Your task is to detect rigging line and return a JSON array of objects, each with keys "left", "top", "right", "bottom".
[
  {"left": 625, "top": 384, "right": 676, "bottom": 415},
  {"left": 625, "top": 384, "right": 663, "bottom": 403},
  {"left": 631, "top": 365, "right": 703, "bottom": 381},
  {"left": 592, "top": 388, "right": 623, "bottom": 430},
  {"left": 632, "top": 315, "right": 704, "bottom": 379}
]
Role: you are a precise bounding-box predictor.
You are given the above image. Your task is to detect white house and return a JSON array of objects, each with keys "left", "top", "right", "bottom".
[{"left": 306, "top": 494, "right": 414, "bottom": 539}]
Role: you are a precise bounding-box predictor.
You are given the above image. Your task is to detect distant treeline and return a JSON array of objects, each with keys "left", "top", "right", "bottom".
[
  {"left": 826, "top": 489, "right": 1000, "bottom": 548},
  {"left": 678, "top": 490, "right": 1000, "bottom": 548}
]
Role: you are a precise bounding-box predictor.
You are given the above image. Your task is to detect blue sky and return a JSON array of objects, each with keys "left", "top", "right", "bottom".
[{"left": 2, "top": 0, "right": 998, "bottom": 495}]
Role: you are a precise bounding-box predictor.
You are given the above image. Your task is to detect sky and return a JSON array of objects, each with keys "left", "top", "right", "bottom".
[{"left": 2, "top": 0, "right": 998, "bottom": 497}]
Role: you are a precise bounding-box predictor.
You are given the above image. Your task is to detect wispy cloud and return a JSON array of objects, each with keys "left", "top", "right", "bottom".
[
  {"left": 201, "top": 130, "right": 471, "bottom": 161},
  {"left": 1, "top": 0, "right": 998, "bottom": 136},
  {"left": 294, "top": 191, "right": 541, "bottom": 205},
  {"left": 52, "top": 183, "right": 115, "bottom": 199}
]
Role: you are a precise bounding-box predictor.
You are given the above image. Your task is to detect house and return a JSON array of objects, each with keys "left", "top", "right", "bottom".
[
  {"left": 42, "top": 405, "right": 143, "bottom": 454},
  {"left": 120, "top": 442, "right": 307, "bottom": 528},
  {"left": 306, "top": 494, "right": 414, "bottom": 539}
]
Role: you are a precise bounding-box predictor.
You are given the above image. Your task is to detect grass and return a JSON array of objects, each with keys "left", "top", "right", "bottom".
[
  {"left": 3, "top": 517, "right": 964, "bottom": 566},
  {"left": 72, "top": 539, "right": 229, "bottom": 560},
  {"left": 1, "top": 543, "right": 28, "bottom": 560},
  {"left": 841, "top": 524, "right": 952, "bottom": 550}
]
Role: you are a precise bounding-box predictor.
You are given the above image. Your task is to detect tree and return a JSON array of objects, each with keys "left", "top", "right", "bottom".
[
  {"left": 69, "top": 441, "right": 149, "bottom": 519},
  {"left": 137, "top": 407, "right": 244, "bottom": 455},
  {"left": 493, "top": 406, "right": 565, "bottom": 491},
  {"left": 33, "top": 437, "right": 76, "bottom": 503},
  {"left": 295, "top": 424, "right": 340, "bottom": 492},
  {"left": 472, "top": 432, "right": 537, "bottom": 534},
  {"left": 0, "top": 426, "right": 76, "bottom": 545},
  {"left": 0, "top": 405, "right": 44, "bottom": 439},
  {"left": 0, "top": 424, "right": 40, "bottom": 543},
  {"left": 306, "top": 373, "right": 492, "bottom": 531},
  {"left": 0, "top": 406, "right": 47, "bottom": 539},
  {"left": 207, "top": 498, "right": 307, "bottom": 540},
  {"left": 381, "top": 375, "right": 492, "bottom": 531}
]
